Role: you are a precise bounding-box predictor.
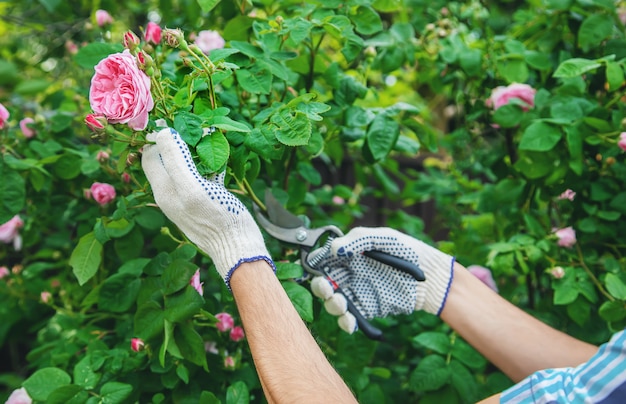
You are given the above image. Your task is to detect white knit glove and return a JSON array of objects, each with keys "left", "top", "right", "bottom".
[
  {"left": 141, "top": 128, "right": 274, "bottom": 286},
  {"left": 309, "top": 227, "right": 454, "bottom": 334}
]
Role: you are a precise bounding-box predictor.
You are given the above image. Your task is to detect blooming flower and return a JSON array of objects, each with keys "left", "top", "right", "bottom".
[
  {"left": 0, "top": 266, "right": 9, "bottom": 279},
  {"left": 229, "top": 326, "right": 245, "bottom": 342},
  {"left": 89, "top": 182, "right": 116, "bottom": 206},
  {"left": 0, "top": 215, "right": 24, "bottom": 250},
  {"left": 0, "top": 102, "right": 9, "bottom": 129},
  {"left": 131, "top": 338, "right": 145, "bottom": 352},
  {"left": 95, "top": 9, "right": 114, "bottom": 27},
  {"left": 224, "top": 355, "right": 236, "bottom": 369},
  {"left": 194, "top": 30, "right": 225, "bottom": 54},
  {"left": 19, "top": 117, "right": 35, "bottom": 138},
  {"left": 554, "top": 226, "right": 576, "bottom": 248},
  {"left": 40, "top": 291, "right": 52, "bottom": 304},
  {"left": 6, "top": 387, "right": 32, "bottom": 404},
  {"left": 89, "top": 50, "right": 154, "bottom": 130},
  {"left": 190, "top": 269, "right": 203, "bottom": 296},
  {"left": 550, "top": 266, "right": 565, "bottom": 279},
  {"left": 215, "top": 312, "right": 234, "bottom": 332},
  {"left": 486, "top": 83, "right": 536, "bottom": 111},
  {"left": 467, "top": 265, "right": 498, "bottom": 292},
  {"left": 332, "top": 196, "right": 345, "bottom": 205},
  {"left": 618, "top": 132, "right": 626, "bottom": 152},
  {"left": 558, "top": 189, "right": 576, "bottom": 201},
  {"left": 144, "top": 22, "right": 162, "bottom": 45}
]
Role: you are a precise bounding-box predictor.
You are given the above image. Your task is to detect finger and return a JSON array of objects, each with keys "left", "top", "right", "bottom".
[
  {"left": 141, "top": 142, "right": 184, "bottom": 216},
  {"left": 153, "top": 128, "right": 207, "bottom": 190},
  {"left": 324, "top": 293, "right": 348, "bottom": 316},
  {"left": 311, "top": 276, "right": 334, "bottom": 300},
  {"left": 337, "top": 312, "right": 357, "bottom": 334}
]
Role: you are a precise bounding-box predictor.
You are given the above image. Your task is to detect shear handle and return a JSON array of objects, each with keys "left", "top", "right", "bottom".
[
  {"left": 335, "top": 287, "right": 384, "bottom": 341},
  {"left": 362, "top": 250, "right": 426, "bottom": 281}
]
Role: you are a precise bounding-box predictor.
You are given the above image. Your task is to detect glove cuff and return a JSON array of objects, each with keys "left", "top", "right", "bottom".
[{"left": 414, "top": 245, "right": 455, "bottom": 315}]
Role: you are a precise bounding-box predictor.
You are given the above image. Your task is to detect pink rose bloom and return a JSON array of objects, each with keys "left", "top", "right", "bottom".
[
  {"left": 144, "top": 22, "right": 162, "bottom": 45},
  {"left": 224, "top": 355, "right": 236, "bottom": 369},
  {"left": 555, "top": 226, "right": 576, "bottom": 248},
  {"left": 89, "top": 50, "right": 154, "bottom": 130},
  {"left": 215, "top": 312, "right": 234, "bottom": 332},
  {"left": 0, "top": 102, "right": 9, "bottom": 129},
  {"left": 131, "top": 338, "right": 145, "bottom": 352},
  {"left": 618, "top": 132, "right": 626, "bottom": 152},
  {"left": 96, "top": 150, "right": 110, "bottom": 162},
  {"left": 95, "top": 9, "right": 114, "bottom": 27},
  {"left": 486, "top": 83, "right": 536, "bottom": 111},
  {"left": 550, "top": 266, "right": 565, "bottom": 279},
  {"left": 557, "top": 189, "right": 576, "bottom": 201},
  {"left": 19, "top": 117, "right": 35, "bottom": 138},
  {"left": 85, "top": 113, "right": 107, "bottom": 133},
  {"left": 332, "top": 196, "right": 345, "bottom": 205},
  {"left": 89, "top": 182, "right": 116, "bottom": 206},
  {"left": 121, "top": 172, "right": 131, "bottom": 183},
  {"left": 6, "top": 387, "right": 32, "bottom": 404},
  {"left": 0, "top": 215, "right": 24, "bottom": 250},
  {"left": 190, "top": 269, "right": 203, "bottom": 296},
  {"left": 229, "top": 326, "right": 245, "bottom": 342},
  {"left": 194, "top": 30, "right": 225, "bottom": 54},
  {"left": 65, "top": 40, "right": 79, "bottom": 55},
  {"left": 0, "top": 266, "right": 9, "bottom": 279},
  {"left": 467, "top": 265, "right": 498, "bottom": 292},
  {"left": 40, "top": 291, "right": 52, "bottom": 304}
]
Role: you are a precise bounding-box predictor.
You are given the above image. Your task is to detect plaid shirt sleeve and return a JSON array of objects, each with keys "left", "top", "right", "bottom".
[{"left": 500, "top": 329, "right": 626, "bottom": 404}]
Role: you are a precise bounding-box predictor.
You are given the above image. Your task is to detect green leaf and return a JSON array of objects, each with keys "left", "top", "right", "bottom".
[
  {"left": 365, "top": 114, "right": 400, "bottom": 161},
  {"left": 412, "top": 332, "right": 451, "bottom": 354},
  {"left": 162, "top": 259, "right": 199, "bottom": 295},
  {"left": 70, "top": 232, "right": 103, "bottom": 286},
  {"left": 492, "top": 104, "right": 524, "bottom": 128},
  {"left": 459, "top": 48, "right": 483, "bottom": 77},
  {"left": 519, "top": 121, "right": 562, "bottom": 151},
  {"left": 578, "top": 14, "right": 613, "bottom": 51},
  {"left": 606, "top": 62, "right": 624, "bottom": 91},
  {"left": 200, "top": 391, "right": 222, "bottom": 404},
  {"left": 164, "top": 286, "right": 205, "bottom": 323},
  {"left": 282, "top": 281, "right": 313, "bottom": 322},
  {"left": 271, "top": 109, "right": 312, "bottom": 146},
  {"left": 174, "top": 112, "right": 204, "bottom": 147},
  {"left": 73, "top": 355, "right": 101, "bottom": 390},
  {"left": 15, "top": 79, "right": 50, "bottom": 95},
  {"left": 134, "top": 301, "right": 165, "bottom": 341},
  {"left": 244, "top": 127, "right": 284, "bottom": 160},
  {"left": 605, "top": 273, "right": 626, "bottom": 300},
  {"left": 210, "top": 116, "right": 251, "bottom": 132},
  {"left": 47, "top": 385, "right": 89, "bottom": 404},
  {"left": 197, "top": 132, "right": 230, "bottom": 172},
  {"left": 235, "top": 68, "right": 272, "bottom": 94},
  {"left": 450, "top": 339, "right": 487, "bottom": 370},
  {"left": 100, "top": 382, "right": 133, "bottom": 404},
  {"left": 352, "top": 5, "right": 383, "bottom": 35},
  {"left": 553, "top": 58, "right": 602, "bottom": 78},
  {"left": 275, "top": 262, "right": 304, "bottom": 280},
  {"left": 176, "top": 363, "right": 190, "bottom": 384},
  {"left": 23, "top": 367, "right": 72, "bottom": 402},
  {"left": 104, "top": 218, "right": 134, "bottom": 238},
  {"left": 409, "top": 355, "right": 450, "bottom": 392},
  {"left": 74, "top": 43, "right": 124, "bottom": 69},
  {"left": 449, "top": 360, "right": 478, "bottom": 403},
  {"left": 0, "top": 158, "right": 26, "bottom": 224},
  {"left": 99, "top": 273, "right": 141, "bottom": 312},
  {"left": 226, "top": 381, "right": 249, "bottom": 404},
  {"left": 553, "top": 280, "right": 579, "bottom": 305},
  {"left": 197, "top": 0, "right": 220, "bottom": 13},
  {"left": 175, "top": 322, "right": 208, "bottom": 370},
  {"left": 599, "top": 300, "right": 626, "bottom": 322}
]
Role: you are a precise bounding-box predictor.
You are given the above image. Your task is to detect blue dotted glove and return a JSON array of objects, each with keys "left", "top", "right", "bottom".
[{"left": 141, "top": 128, "right": 274, "bottom": 286}]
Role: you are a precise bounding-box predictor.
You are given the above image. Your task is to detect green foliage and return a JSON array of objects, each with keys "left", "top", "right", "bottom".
[{"left": 1, "top": 0, "right": 626, "bottom": 402}]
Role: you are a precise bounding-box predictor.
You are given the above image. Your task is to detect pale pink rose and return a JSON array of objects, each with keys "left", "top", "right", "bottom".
[
  {"left": 550, "top": 266, "right": 565, "bottom": 279},
  {"left": 40, "top": 291, "right": 52, "bottom": 304},
  {"left": 121, "top": 172, "right": 131, "bottom": 183},
  {"left": 95, "top": 9, "right": 114, "bottom": 27},
  {"left": 204, "top": 341, "right": 219, "bottom": 354},
  {"left": 224, "top": 355, "right": 235, "bottom": 369},
  {"left": 0, "top": 102, "right": 9, "bottom": 129},
  {"left": 215, "top": 312, "right": 234, "bottom": 332},
  {"left": 467, "top": 265, "right": 498, "bottom": 292},
  {"left": 131, "top": 338, "right": 145, "bottom": 352},
  {"left": 65, "top": 40, "right": 78, "bottom": 55},
  {"left": 89, "top": 182, "right": 116, "bottom": 206},
  {"left": 194, "top": 30, "right": 225, "bottom": 54},
  {"left": 555, "top": 226, "right": 576, "bottom": 248},
  {"left": 229, "top": 326, "right": 245, "bottom": 342},
  {"left": 6, "top": 387, "right": 32, "bottom": 404},
  {"left": 618, "top": 132, "right": 626, "bottom": 152},
  {"left": 190, "top": 269, "right": 203, "bottom": 296},
  {"left": 144, "top": 22, "right": 162, "bottom": 45},
  {"left": 558, "top": 189, "right": 576, "bottom": 201},
  {"left": 486, "top": 83, "right": 536, "bottom": 111},
  {"left": 96, "top": 150, "right": 109, "bottom": 162},
  {"left": 0, "top": 215, "right": 24, "bottom": 250},
  {"left": 19, "top": 118, "right": 35, "bottom": 138},
  {"left": 332, "top": 196, "right": 345, "bottom": 205},
  {"left": 89, "top": 50, "right": 154, "bottom": 130},
  {"left": 0, "top": 266, "right": 9, "bottom": 279}
]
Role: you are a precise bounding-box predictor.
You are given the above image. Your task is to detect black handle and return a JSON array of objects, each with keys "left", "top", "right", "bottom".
[
  {"left": 335, "top": 286, "right": 384, "bottom": 341},
  {"left": 363, "top": 250, "right": 426, "bottom": 281}
]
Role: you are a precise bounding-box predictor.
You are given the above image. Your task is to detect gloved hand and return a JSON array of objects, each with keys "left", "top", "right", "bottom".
[
  {"left": 309, "top": 227, "right": 454, "bottom": 334},
  {"left": 141, "top": 128, "right": 274, "bottom": 286}
]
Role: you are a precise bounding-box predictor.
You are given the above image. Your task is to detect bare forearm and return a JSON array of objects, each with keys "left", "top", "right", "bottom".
[
  {"left": 230, "top": 261, "right": 357, "bottom": 403},
  {"left": 440, "top": 262, "right": 598, "bottom": 382}
]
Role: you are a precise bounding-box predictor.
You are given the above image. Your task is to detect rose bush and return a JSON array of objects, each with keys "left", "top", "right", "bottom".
[{"left": 1, "top": 0, "right": 625, "bottom": 403}]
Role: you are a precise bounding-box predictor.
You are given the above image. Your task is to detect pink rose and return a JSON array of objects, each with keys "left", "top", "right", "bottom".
[
  {"left": 96, "top": 150, "right": 110, "bottom": 162},
  {"left": 190, "top": 269, "right": 204, "bottom": 296},
  {"left": 0, "top": 102, "right": 9, "bottom": 129},
  {"left": 0, "top": 266, "right": 9, "bottom": 279},
  {"left": 486, "top": 83, "right": 536, "bottom": 111},
  {"left": 89, "top": 182, "right": 116, "bottom": 206},
  {"left": 215, "top": 312, "right": 234, "bottom": 332},
  {"left": 0, "top": 215, "right": 24, "bottom": 250},
  {"left": 40, "top": 291, "right": 52, "bottom": 304},
  {"left": 229, "top": 326, "right": 245, "bottom": 342},
  {"left": 131, "top": 338, "right": 145, "bottom": 352},
  {"left": 555, "top": 226, "right": 576, "bottom": 248},
  {"left": 224, "top": 355, "right": 236, "bottom": 369},
  {"left": 467, "top": 265, "right": 498, "bottom": 292},
  {"left": 121, "top": 172, "right": 131, "bottom": 183},
  {"left": 145, "top": 22, "right": 162, "bottom": 45},
  {"left": 65, "top": 40, "right": 78, "bottom": 55},
  {"left": 550, "top": 266, "right": 565, "bottom": 279},
  {"left": 123, "top": 31, "right": 140, "bottom": 51},
  {"left": 194, "top": 30, "right": 225, "bottom": 54},
  {"left": 332, "top": 196, "right": 345, "bottom": 205},
  {"left": 618, "top": 132, "right": 626, "bottom": 152},
  {"left": 6, "top": 387, "right": 32, "bottom": 404},
  {"left": 85, "top": 113, "right": 107, "bottom": 133},
  {"left": 557, "top": 189, "right": 576, "bottom": 201},
  {"left": 95, "top": 9, "right": 114, "bottom": 27},
  {"left": 89, "top": 50, "right": 154, "bottom": 130},
  {"left": 19, "top": 117, "right": 35, "bottom": 138}
]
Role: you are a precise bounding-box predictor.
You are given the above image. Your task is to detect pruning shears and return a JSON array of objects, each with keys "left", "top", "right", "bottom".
[{"left": 253, "top": 191, "right": 426, "bottom": 341}]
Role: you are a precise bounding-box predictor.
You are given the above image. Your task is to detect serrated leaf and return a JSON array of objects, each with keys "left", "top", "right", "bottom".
[
  {"left": 412, "top": 332, "right": 451, "bottom": 354},
  {"left": 282, "top": 281, "right": 313, "bottom": 322},
  {"left": 0, "top": 158, "right": 26, "bottom": 224},
  {"left": 365, "top": 114, "right": 399, "bottom": 161},
  {"left": 275, "top": 262, "right": 304, "bottom": 280},
  {"left": 162, "top": 259, "right": 198, "bottom": 295},
  {"left": 175, "top": 322, "right": 208, "bottom": 370},
  {"left": 74, "top": 43, "right": 124, "bottom": 69},
  {"left": 518, "top": 121, "right": 562, "bottom": 151},
  {"left": 174, "top": 111, "right": 204, "bottom": 147},
  {"left": 210, "top": 116, "right": 251, "bottom": 132},
  {"left": 23, "top": 368, "right": 72, "bottom": 402},
  {"left": 271, "top": 109, "right": 312, "bottom": 146},
  {"left": 197, "top": 132, "right": 230, "bottom": 172},
  {"left": 100, "top": 382, "right": 132, "bottom": 403},
  {"left": 409, "top": 355, "right": 450, "bottom": 392},
  {"left": 70, "top": 232, "right": 103, "bottom": 286},
  {"left": 226, "top": 381, "right": 249, "bottom": 404},
  {"left": 553, "top": 58, "right": 602, "bottom": 78},
  {"left": 605, "top": 273, "right": 626, "bottom": 300},
  {"left": 197, "top": 0, "right": 220, "bottom": 13}
]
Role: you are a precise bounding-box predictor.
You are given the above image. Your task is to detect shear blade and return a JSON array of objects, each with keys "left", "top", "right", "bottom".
[{"left": 264, "top": 190, "right": 305, "bottom": 229}]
